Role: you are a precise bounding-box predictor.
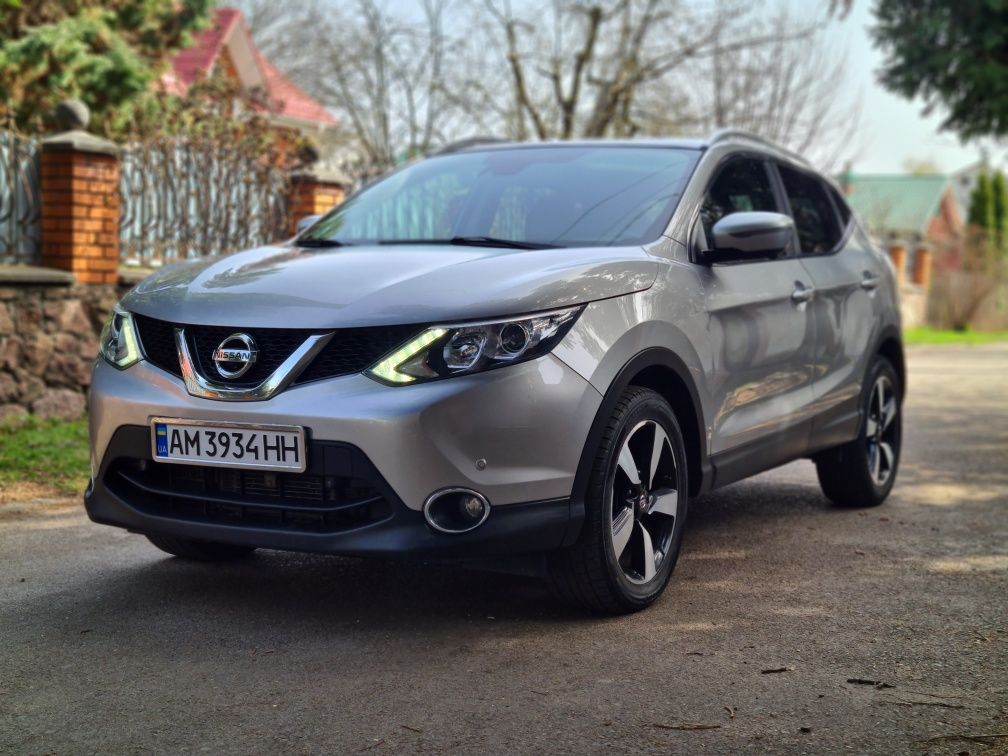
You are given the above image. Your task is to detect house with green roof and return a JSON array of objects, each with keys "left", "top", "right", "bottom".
[
  {"left": 838, "top": 171, "right": 970, "bottom": 329},
  {"left": 838, "top": 173, "right": 964, "bottom": 255}
]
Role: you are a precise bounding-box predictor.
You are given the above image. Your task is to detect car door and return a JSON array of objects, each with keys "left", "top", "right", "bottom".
[
  {"left": 773, "top": 163, "right": 884, "bottom": 450},
  {"left": 691, "top": 156, "right": 818, "bottom": 483}
]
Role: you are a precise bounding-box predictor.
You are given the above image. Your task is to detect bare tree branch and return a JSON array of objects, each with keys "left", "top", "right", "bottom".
[
  {"left": 483, "top": 0, "right": 549, "bottom": 140},
  {"left": 236, "top": 0, "right": 860, "bottom": 171}
]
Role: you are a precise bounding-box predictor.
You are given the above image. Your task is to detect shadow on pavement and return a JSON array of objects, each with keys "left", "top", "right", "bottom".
[{"left": 8, "top": 471, "right": 839, "bottom": 642}]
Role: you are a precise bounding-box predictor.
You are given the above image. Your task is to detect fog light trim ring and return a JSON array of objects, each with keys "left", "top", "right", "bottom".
[{"left": 423, "top": 487, "right": 491, "bottom": 534}]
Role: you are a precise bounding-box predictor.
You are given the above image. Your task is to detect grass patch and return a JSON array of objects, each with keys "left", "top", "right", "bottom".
[
  {"left": 904, "top": 327, "right": 1008, "bottom": 346},
  {"left": 0, "top": 417, "right": 90, "bottom": 496}
]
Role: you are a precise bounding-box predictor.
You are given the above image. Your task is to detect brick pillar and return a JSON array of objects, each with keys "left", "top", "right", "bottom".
[
  {"left": 288, "top": 171, "right": 347, "bottom": 236},
  {"left": 39, "top": 104, "right": 120, "bottom": 285},
  {"left": 912, "top": 246, "right": 932, "bottom": 289},
  {"left": 887, "top": 242, "right": 907, "bottom": 288}
]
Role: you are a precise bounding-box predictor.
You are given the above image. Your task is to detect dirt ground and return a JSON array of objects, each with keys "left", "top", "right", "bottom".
[{"left": 1, "top": 344, "right": 1006, "bottom": 754}]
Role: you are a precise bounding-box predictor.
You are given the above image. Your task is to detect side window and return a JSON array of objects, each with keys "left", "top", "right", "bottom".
[
  {"left": 827, "top": 184, "right": 852, "bottom": 229},
  {"left": 778, "top": 165, "right": 842, "bottom": 254},
  {"left": 700, "top": 158, "right": 778, "bottom": 240}
]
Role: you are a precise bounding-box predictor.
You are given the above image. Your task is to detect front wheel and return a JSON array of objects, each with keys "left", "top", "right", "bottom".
[
  {"left": 815, "top": 355, "right": 902, "bottom": 507},
  {"left": 548, "top": 387, "right": 689, "bottom": 614}
]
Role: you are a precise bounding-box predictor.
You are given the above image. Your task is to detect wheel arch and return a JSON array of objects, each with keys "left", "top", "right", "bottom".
[
  {"left": 874, "top": 325, "right": 906, "bottom": 400},
  {"left": 562, "top": 347, "right": 710, "bottom": 547}
]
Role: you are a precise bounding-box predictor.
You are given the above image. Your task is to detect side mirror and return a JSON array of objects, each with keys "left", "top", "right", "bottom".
[
  {"left": 295, "top": 214, "right": 322, "bottom": 236},
  {"left": 700, "top": 211, "right": 794, "bottom": 264}
]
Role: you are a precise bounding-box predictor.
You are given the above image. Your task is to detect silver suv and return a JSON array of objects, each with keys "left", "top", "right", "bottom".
[{"left": 87, "top": 131, "right": 903, "bottom": 613}]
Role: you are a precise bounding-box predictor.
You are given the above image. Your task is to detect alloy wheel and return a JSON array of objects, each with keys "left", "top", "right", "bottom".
[
  {"left": 608, "top": 419, "right": 679, "bottom": 584},
  {"left": 865, "top": 375, "right": 898, "bottom": 486}
]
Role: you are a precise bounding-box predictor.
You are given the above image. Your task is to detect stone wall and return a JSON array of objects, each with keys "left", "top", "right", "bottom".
[
  {"left": 0, "top": 273, "right": 124, "bottom": 424},
  {"left": 0, "top": 101, "right": 351, "bottom": 427}
]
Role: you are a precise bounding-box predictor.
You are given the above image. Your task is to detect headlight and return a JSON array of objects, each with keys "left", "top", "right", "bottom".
[
  {"left": 99, "top": 306, "right": 142, "bottom": 369},
  {"left": 367, "top": 306, "right": 583, "bottom": 385}
]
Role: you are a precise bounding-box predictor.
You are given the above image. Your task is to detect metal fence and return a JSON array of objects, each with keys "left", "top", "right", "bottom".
[
  {"left": 119, "top": 138, "right": 291, "bottom": 265},
  {"left": 0, "top": 128, "right": 41, "bottom": 265}
]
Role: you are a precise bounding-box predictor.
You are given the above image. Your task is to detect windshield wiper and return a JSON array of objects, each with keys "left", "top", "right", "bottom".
[
  {"left": 449, "top": 236, "right": 557, "bottom": 250},
  {"left": 295, "top": 238, "right": 346, "bottom": 248},
  {"left": 373, "top": 237, "right": 561, "bottom": 249}
]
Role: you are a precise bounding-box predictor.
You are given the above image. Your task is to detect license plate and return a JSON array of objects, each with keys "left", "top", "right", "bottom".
[{"left": 150, "top": 418, "right": 306, "bottom": 472}]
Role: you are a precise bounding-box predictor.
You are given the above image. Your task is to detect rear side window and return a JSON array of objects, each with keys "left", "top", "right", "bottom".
[
  {"left": 700, "top": 158, "right": 778, "bottom": 239},
  {"left": 778, "top": 165, "right": 842, "bottom": 254}
]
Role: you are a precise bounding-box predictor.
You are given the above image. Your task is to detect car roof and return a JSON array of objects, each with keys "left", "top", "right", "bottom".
[{"left": 437, "top": 129, "right": 812, "bottom": 170}]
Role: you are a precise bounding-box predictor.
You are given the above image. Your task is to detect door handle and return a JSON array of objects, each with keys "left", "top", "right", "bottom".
[
  {"left": 791, "top": 283, "right": 815, "bottom": 303},
  {"left": 860, "top": 272, "right": 880, "bottom": 290}
]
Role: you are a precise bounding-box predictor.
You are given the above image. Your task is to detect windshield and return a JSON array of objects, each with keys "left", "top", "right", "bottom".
[{"left": 299, "top": 145, "right": 699, "bottom": 248}]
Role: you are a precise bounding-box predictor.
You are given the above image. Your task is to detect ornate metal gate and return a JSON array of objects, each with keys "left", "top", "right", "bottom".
[
  {"left": 0, "top": 126, "right": 41, "bottom": 265},
  {"left": 119, "top": 137, "right": 291, "bottom": 265}
]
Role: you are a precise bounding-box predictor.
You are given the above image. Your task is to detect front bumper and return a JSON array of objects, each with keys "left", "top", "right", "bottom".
[
  {"left": 87, "top": 355, "right": 601, "bottom": 556},
  {"left": 85, "top": 429, "right": 572, "bottom": 558}
]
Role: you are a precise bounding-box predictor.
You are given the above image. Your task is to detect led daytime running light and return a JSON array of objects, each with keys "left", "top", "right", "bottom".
[
  {"left": 99, "top": 307, "right": 142, "bottom": 370},
  {"left": 369, "top": 328, "right": 449, "bottom": 384}
]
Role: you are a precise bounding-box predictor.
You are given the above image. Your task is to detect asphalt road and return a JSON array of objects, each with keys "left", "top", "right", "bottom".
[{"left": 2, "top": 345, "right": 1006, "bottom": 755}]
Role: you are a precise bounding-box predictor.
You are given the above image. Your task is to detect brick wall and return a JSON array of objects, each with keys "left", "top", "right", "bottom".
[
  {"left": 31, "top": 115, "right": 348, "bottom": 283},
  {"left": 40, "top": 150, "right": 120, "bottom": 284},
  {"left": 288, "top": 175, "right": 345, "bottom": 235}
]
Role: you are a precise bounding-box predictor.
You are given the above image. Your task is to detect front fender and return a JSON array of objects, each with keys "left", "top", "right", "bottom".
[
  {"left": 552, "top": 286, "right": 714, "bottom": 545},
  {"left": 553, "top": 279, "right": 711, "bottom": 433}
]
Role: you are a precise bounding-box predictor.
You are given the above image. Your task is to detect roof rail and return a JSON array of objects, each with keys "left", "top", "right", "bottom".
[
  {"left": 706, "top": 129, "right": 810, "bottom": 165},
  {"left": 432, "top": 137, "right": 509, "bottom": 156}
]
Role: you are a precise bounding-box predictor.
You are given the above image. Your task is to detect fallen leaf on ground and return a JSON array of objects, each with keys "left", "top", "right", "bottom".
[
  {"left": 653, "top": 722, "right": 721, "bottom": 731},
  {"left": 761, "top": 666, "right": 794, "bottom": 674}
]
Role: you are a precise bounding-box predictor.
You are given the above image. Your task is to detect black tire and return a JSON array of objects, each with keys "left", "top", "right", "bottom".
[
  {"left": 548, "top": 386, "right": 689, "bottom": 614},
  {"left": 815, "top": 356, "right": 902, "bottom": 507},
  {"left": 146, "top": 534, "right": 256, "bottom": 561}
]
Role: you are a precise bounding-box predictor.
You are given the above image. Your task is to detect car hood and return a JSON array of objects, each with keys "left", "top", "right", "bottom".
[{"left": 122, "top": 243, "right": 658, "bottom": 328}]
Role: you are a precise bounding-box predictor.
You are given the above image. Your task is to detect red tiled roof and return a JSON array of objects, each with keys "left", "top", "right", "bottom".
[
  {"left": 162, "top": 7, "right": 336, "bottom": 128},
  {"left": 169, "top": 8, "right": 241, "bottom": 89},
  {"left": 252, "top": 49, "right": 338, "bottom": 126}
]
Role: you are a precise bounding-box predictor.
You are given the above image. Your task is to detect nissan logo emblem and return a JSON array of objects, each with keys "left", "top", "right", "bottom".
[{"left": 213, "top": 333, "right": 258, "bottom": 379}]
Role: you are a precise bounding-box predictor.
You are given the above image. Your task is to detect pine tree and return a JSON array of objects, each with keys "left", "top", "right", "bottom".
[
  {"left": 968, "top": 173, "right": 995, "bottom": 231},
  {"left": 0, "top": 1, "right": 211, "bottom": 135},
  {"left": 872, "top": 0, "right": 1008, "bottom": 140},
  {"left": 991, "top": 171, "right": 1008, "bottom": 244}
]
